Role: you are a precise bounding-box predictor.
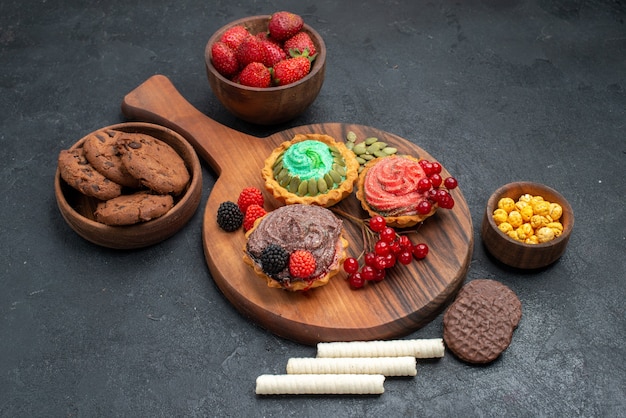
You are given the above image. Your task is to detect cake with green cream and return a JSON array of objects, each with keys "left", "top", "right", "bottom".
[{"left": 262, "top": 133, "right": 359, "bottom": 207}]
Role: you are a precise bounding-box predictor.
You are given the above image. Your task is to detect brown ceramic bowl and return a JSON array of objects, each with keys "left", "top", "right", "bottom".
[
  {"left": 481, "top": 181, "right": 574, "bottom": 269},
  {"left": 54, "top": 122, "right": 202, "bottom": 249},
  {"left": 204, "top": 15, "right": 326, "bottom": 125}
]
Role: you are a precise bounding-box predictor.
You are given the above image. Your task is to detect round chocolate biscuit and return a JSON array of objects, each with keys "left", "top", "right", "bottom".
[
  {"left": 443, "top": 279, "right": 522, "bottom": 364},
  {"left": 94, "top": 191, "right": 174, "bottom": 226},
  {"left": 455, "top": 279, "right": 522, "bottom": 328},
  {"left": 58, "top": 147, "right": 122, "bottom": 201},
  {"left": 83, "top": 129, "right": 143, "bottom": 188},
  {"left": 117, "top": 133, "right": 190, "bottom": 195}
]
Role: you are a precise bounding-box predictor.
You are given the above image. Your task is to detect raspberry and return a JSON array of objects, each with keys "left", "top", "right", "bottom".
[
  {"left": 243, "top": 204, "right": 267, "bottom": 231},
  {"left": 216, "top": 201, "right": 243, "bottom": 232},
  {"left": 288, "top": 250, "right": 316, "bottom": 279},
  {"left": 260, "top": 244, "right": 289, "bottom": 276},
  {"left": 237, "top": 187, "right": 264, "bottom": 214}
]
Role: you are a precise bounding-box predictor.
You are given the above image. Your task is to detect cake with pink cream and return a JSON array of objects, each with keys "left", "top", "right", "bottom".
[{"left": 356, "top": 154, "right": 439, "bottom": 228}]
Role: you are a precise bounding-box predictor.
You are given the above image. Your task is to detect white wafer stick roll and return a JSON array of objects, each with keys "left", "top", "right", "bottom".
[
  {"left": 316, "top": 338, "right": 445, "bottom": 359},
  {"left": 286, "top": 356, "right": 417, "bottom": 376},
  {"left": 255, "top": 374, "right": 385, "bottom": 395}
]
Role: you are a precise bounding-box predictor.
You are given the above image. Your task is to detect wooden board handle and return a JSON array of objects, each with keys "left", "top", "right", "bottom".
[{"left": 121, "top": 74, "right": 253, "bottom": 175}]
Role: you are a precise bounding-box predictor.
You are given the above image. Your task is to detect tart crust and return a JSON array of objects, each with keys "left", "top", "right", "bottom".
[
  {"left": 356, "top": 154, "right": 438, "bottom": 228},
  {"left": 262, "top": 133, "right": 359, "bottom": 207}
]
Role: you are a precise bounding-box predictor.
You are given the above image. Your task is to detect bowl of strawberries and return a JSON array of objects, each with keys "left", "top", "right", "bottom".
[{"left": 205, "top": 11, "right": 326, "bottom": 125}]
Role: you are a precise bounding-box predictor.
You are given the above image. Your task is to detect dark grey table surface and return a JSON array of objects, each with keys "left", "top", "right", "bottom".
[{"left": 2, "top": 1, "right": 624, "bottom": 416}]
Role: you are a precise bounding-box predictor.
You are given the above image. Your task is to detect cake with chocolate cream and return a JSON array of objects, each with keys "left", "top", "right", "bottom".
[{"left": 243, "top": 204, "right": 348, "bottom": 291}]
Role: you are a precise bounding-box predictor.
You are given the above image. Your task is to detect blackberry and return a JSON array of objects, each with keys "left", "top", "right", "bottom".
[
  {"left": 260, "top": 244, "right": 289, "bottom": 275},
  {"left": 216, "top": 201, "right": 243, "bottom": 232}
]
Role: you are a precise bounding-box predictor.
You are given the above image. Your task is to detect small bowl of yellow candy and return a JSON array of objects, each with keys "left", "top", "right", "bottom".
[{"left": 481, "top": 181, "right": 574, "bottom": 269}]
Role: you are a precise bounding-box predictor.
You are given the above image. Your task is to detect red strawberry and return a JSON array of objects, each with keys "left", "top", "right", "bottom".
[
  {"left": 260, "top": 39, "right": 287, "bottom": 67},
  {"left": 243, "top": 204, "right": 267, "bottom": 231},
  {"left": 237, "top": 187, "right": 264, "bottom": 213},
  {"left": 255, "top": 31, "right": 270, "bottom": 41},
  {"left": 211, "top": 41, "right": 239, "bottom": 77},
  {"left": 283, "top": 31, "right": 317, "bottom": 57},
  {"left": 220, "top": 25, "right": 250, "bottom": 51},
  {"left": 271, "top": 55, "right": 311, "bottom": 86},
  {"left": 239, "top": 62, "right": 271, "bottom": 88},
  {"left": 268, "top": 11, "right": 304, "bottom": 41},
  {"left": 236, "top": 35, "right": 266, "bottom": 68},
  {"left": 288, "top": 249, "right": 316, "bottom": 278}
]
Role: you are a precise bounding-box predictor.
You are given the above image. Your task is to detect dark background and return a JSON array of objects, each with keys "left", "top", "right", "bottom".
[{"left": 1, "top": 0, "right": 624, "bottom": 416}]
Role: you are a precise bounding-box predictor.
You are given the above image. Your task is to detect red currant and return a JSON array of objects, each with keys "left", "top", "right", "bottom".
[
  {"left": 444, "top": 176, "right": 458, "bottom": 190},
  {"left": 374, "top": 240, "right": 391, "bottom": 256},
  {"left": 380, "top": 227, "right": 397, "bottom": 243},
  {"left": 389, "top": 240, "right": 402, "bottom": 255},
  {"left": 413, "top": 243, "right": 429, "bottom": 259},
  {"left": 417, "top": 177, "right": 432, "bottom": 193},
  {"left": 374, "top": 255, "right": 388, "bottom": 270},
  {"left": 349, "top": 272, "right": 364, "bottom": 289},
  {"left": 398, "top": 250, "right": 413, "bottom": 265},
  {"left": 364, "top": 252, "right": 376, "bottom": 267},
  {"left": 361, "top": 265, "right": 377, "bottom": 281},
  {"left": 435, "top": 190, "right": 454, "bottom": 209},
  {"left": 439, "top": 195, "right": 455, "bottom": 209},
  {"left": 427, "top": 188, "right": 439, "bottom": 202},
  {"left": 385, "top": 253, "right": 396, "bottom": 268},
  {"left": 369, "top": 216, "right": 386, "bottom": 232},
  {"left": 421, "top": 161, "right": 434, "bottom": 175},
  {"left": 343, "top": 257, "right": 359, "bottom": 274},
  {"left": 431, "top": 162, "right": 442, "bottom": 174},
  {"left": 430, "top": 173, "right": 442, "bottom": 188},
  {"left": 416, "top": 200, "right": 432, "bottom": 215},
  {"left": 373, "top": 268, "right": 386, "bottom": 282},
  {"left": 398, "top": 235, "right": 412, "bottom": 250},
  {"left": 443, "top": 177, "right": 459, "bottom": 190}
]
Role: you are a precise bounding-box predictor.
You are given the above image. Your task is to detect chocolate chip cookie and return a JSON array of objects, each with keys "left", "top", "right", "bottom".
[
  {"left": 443, "top": 279, "right": 522, "bottom": 364},
  {"left": 117, "top": 133, "right": 190, "bottom": 195},
  {"left": 58, "top": 147, "right": 123, "bottom": 200},
  {"left": 83, "top": 129, "right": 143, "bottom": 188},
  {"left": 94, "top": 191, "right": 174, "bottom": 225}
]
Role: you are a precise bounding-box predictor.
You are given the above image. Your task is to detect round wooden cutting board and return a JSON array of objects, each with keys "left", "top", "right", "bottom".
[{"left": 122, "top": 75, "right": 474, "bottom": 345}]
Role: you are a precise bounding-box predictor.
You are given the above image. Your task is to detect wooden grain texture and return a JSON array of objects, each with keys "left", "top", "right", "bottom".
[{"left": 121, "top": 75, "right": 474, "bottom": 345}]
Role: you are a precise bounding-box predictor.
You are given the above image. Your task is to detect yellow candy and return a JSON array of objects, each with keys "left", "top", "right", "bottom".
[
  {"left": 519, "top": 194, "right": 533, "bottom": 203},
  {"left": 536, "top": 227, "right": 555, "bottom": 243},
  {"left": 530, "top": 214, "right": 549, "bottom": 229},
  {"left": 547, "top": 221, "right": 564, "bottom": 237},
  {"left": 494, "top": 192, "right": 564, "bottom": 244},
  {"left": 515, "top": 200, "right": 530, "bottom": 211},
  {"left": 498, "top": 222, "right": 513, "bottom": 234},
  {"left": 507, "top": 211, "right": 523, "bottom": 228},
  {"left": 493, "top": 209, "right": 509, "bottom": 225},
  {"left": 525, "top": 235, "right": 539, "bottom": 244},
  {"left": 549, "top": 203, "right": 563, "bottom": 220},
  {"left": 507, "top": 230, "right": 520, "bottom": 241},
  {"left": 532, "top": 200, "right": 550, "bottom": 217},
  {"left": 520, "top": 205, "right": 534, "bottom": 222},
  {"left": 516, "top": 223, "right": 534, "bottom": 240},
  {"left": 497, "top": 197, "right": 516, "bottom": 213},
  {"left": 531, "top": 195, "right": 544, "bottom": 204}
]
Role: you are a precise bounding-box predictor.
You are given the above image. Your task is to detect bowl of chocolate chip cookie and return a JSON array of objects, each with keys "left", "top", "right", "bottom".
[{"left": 54, "top": 122, "right": 202, "bottom": 249}]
